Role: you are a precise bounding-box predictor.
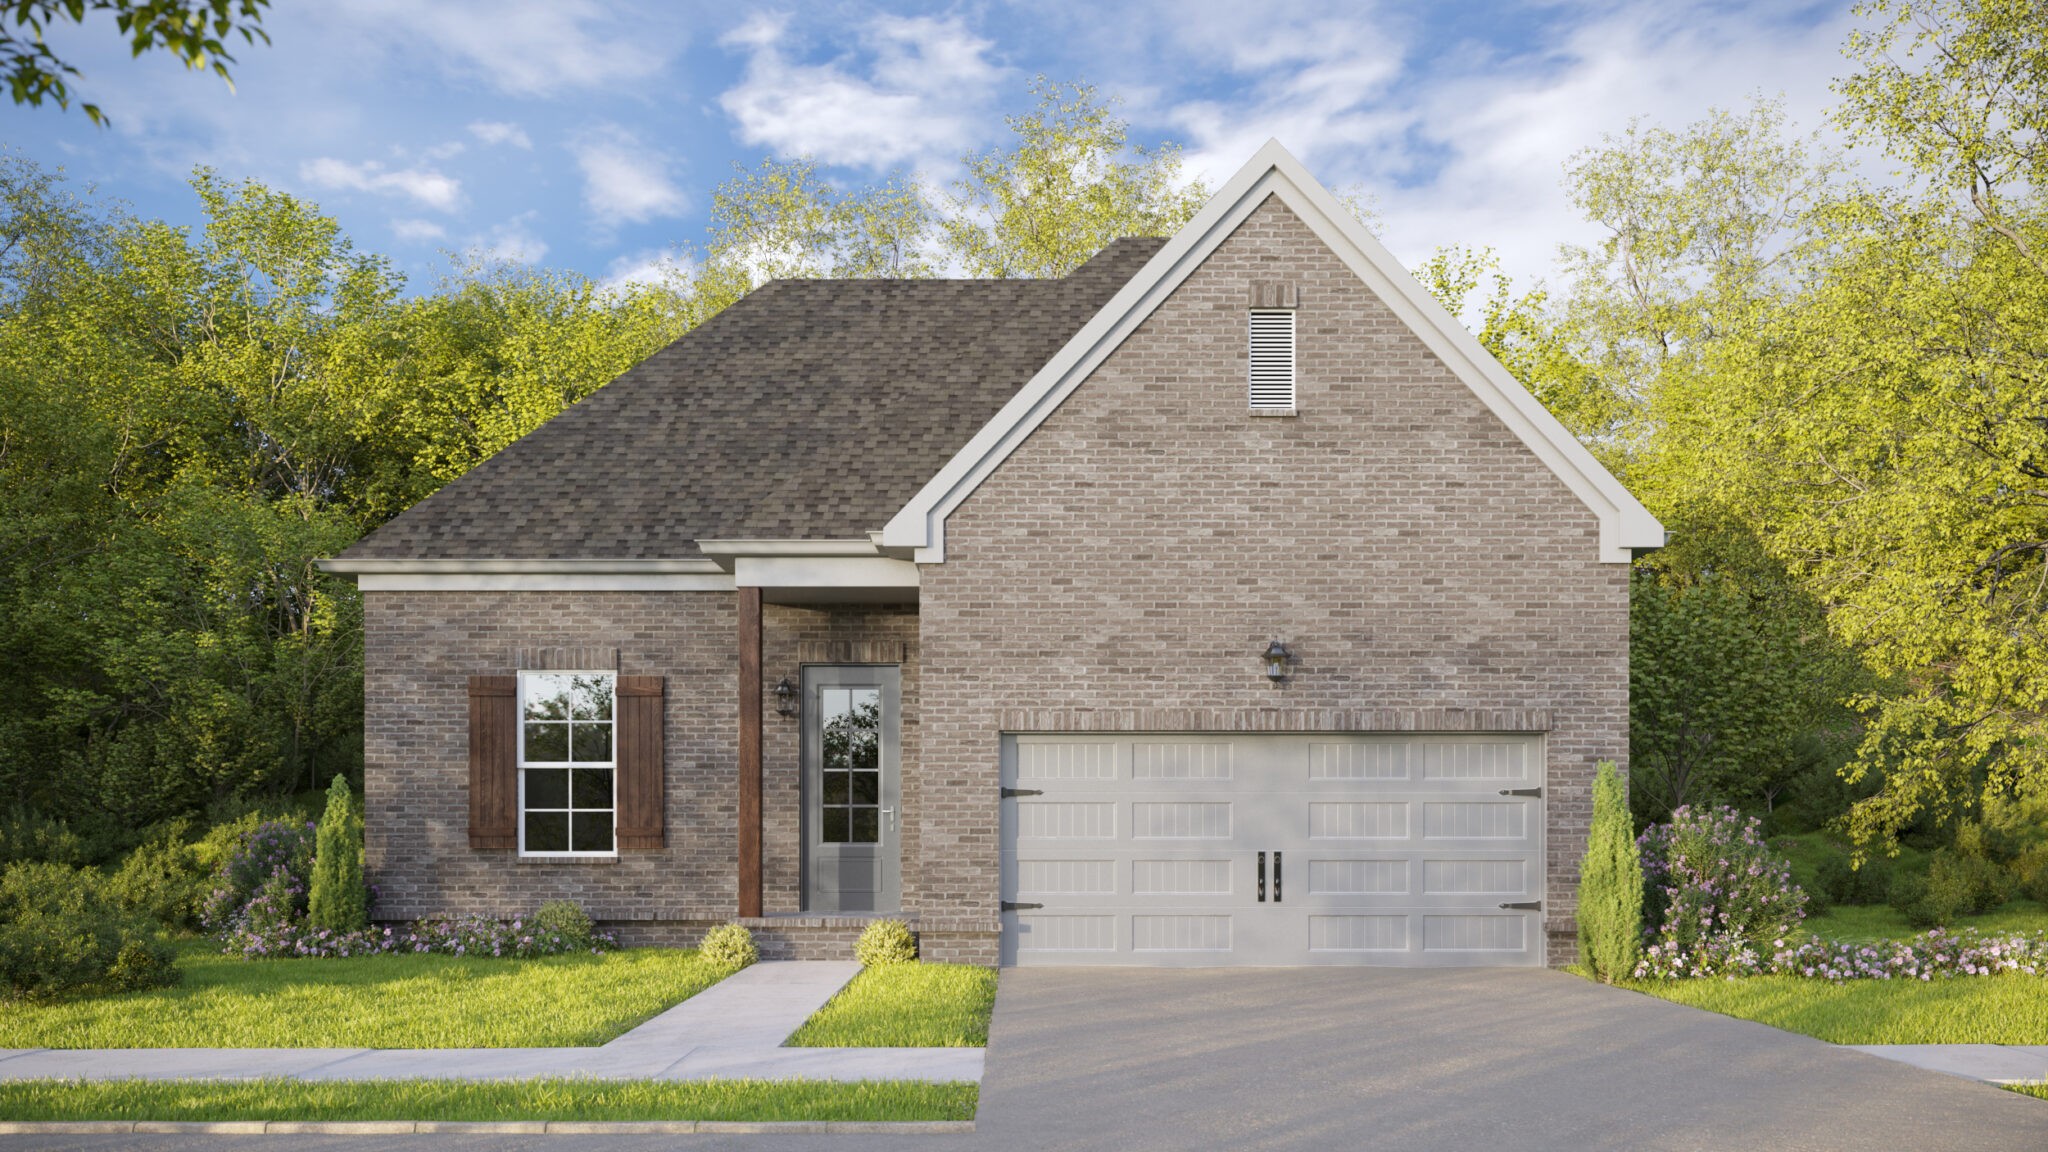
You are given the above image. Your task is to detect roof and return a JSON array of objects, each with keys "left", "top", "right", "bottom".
[
  {"left": 883, "top": 140, "right": 1664, "bottom": 564},
  {"left": 335, "top": 237, "right": 1169, "bottom": 562}
]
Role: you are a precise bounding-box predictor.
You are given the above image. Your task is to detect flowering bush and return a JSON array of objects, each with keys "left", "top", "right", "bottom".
[
  {"left": 1635, "top": 805, "right": 1808, "bottom": 978},
  {"left": 223, "top": 910, "right": 617, "bottom": 960},
  {"left": 1768, "top": 927, "right": 2048, "bottom": 982},
  {"left": 199, "top": 820, "right": 316, "bottom": 934}
]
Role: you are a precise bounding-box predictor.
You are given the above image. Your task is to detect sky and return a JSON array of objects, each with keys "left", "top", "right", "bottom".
[{"left": 6, "top": 0, "right": 1864, "bottom": 295}]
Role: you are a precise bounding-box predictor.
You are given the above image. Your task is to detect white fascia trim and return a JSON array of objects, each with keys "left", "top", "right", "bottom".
[
  {"left": 317, "top": 557, "right": 734, "bottom": 592},
  {"left": 881, "top": 139, "right": 1665, "bottom": 565},
  {"left": 694, "top": 539, "right": 887, "bottom": 572},
  {"left": 733, "top": 556, "right": 919, "bottom": 591}
]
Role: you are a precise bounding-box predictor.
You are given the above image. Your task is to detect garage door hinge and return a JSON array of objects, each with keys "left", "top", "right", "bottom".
[
  {"left": 1002, "top": 901, "right": 1043, "bottom": 911},
  {"left": 1001, "top": 787, "right": 1043, "bottom": 798},
  {"left": 1498, "top": 900, "right": 1542, "bottom": 911},
  {"left": 1498, "top": 787, "right": 1542, "bottom": 797}
]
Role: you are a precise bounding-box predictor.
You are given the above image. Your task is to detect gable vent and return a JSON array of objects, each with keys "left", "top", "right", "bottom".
[{"left": 1248, "top": 309, "right": 1296, "bottom": 413}]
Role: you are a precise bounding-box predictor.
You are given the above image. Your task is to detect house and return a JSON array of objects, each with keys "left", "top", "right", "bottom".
[{"left": 319, "top": 142, "right": 1664, "bottom": 968}]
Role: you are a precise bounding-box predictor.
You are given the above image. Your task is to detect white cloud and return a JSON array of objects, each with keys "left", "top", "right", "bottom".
[
  {"left": 717, "top": 13, "right": 1003, "bottom": 169},
  {"left": 391, "top": 218, "right": 448, "bottom": 242},
  {"left": 323, "top": 0, "right": 673, "bottom": 97},
  {"left": 568, "top": 124, "right": 688, "bottom": 228},
  {"left": 469, "top": 212, "right": 550, "bottom": 264},
  {"left": 468, "top": 120, "right": 534, "bottom": 149},
  {"left": 601, "top": 247, "right": 694, "bottom": 293},
  {"left": 299, "top": 157, "right": 465, "bottom": 212}
]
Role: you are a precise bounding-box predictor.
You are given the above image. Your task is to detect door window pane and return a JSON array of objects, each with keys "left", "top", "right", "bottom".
[
  {"left": 851, "top": 808, "right": 879, "bottom": 843},
  {"left": 822, "top": 808, "right": 849, "bottom": 843},
  {"left": 850, "top": 771, "right": 879, "bottom": 805},
  {"left": 822, "top": 772, "right": 849, "bottom": 805}
]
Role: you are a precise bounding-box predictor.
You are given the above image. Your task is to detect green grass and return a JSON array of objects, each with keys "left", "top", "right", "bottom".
[
  {"left": 0, "top": 947, "right": 729, "bottom": 1049},
  {"left": 1625, "top": 973, "right": 2048, "bottom": 1044},
  {"left": 2008, "top": 1084, "right": 2048, "bottom": 1102},
  {"left": 0, "top": 1079, "right": 978, "bottom": 1122},
  {"left": 1803, "top": 898, "right": 2048, "bottom": 943},
  {"left": 787, "top": 964, "right": 997, "bottom": 1048}
]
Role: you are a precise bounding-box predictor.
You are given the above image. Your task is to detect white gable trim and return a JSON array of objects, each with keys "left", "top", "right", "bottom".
[{"left": 880, "top": 139, "right": 1665, "bottom": 565}]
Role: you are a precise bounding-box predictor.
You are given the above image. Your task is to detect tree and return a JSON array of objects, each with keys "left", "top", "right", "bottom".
[
  {"left": 1577, "top": 762, "right": 1643, "bottom": 982},
  {"left": 306, "top": 774, "right": 365, "bottom": 932},
  {"left": 4, "top": 0, "right": 271, "bottom": 125},
  {"left": 943, "top": 78, "right": 1208, "bottom": 279}
]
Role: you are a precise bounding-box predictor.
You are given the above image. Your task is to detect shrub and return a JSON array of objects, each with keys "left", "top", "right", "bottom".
[
  {"left": 2023, "top": 860, "right": 2048, "bottom": 907},
  {"left": 854, "top": 918, "right": 918, "bottom": 967},
  {"left": 0, "top": 809, "right": 91, "bottom": 868},
  {"left": 200, "top": 819, "right": 315, "bottom": 934},
  {"left": 1892, "top": 849, "right": 2012, "bottom": 927},
  {"left": 1812, "top": 851, "right": 1892, "bottom": 909},
  {"left": 107, "top": 824, "right": 208, "bottom": 931},
  {"left": 530, "top": 900, "right": 594, "bottom": 950},
  {"left": 699, "top": 923, "right": 758, "bottom": 970},
  {"left": 223, "top": 908, "right": 618, "bottom": 960},
  {"left": 1635, "top": 805, "right": 1808, "bottom": 978},
  {"left": 0, "top": 862, "right": 178, "bottom": 999},
  {"left": 1576, "top": 762, "right": 1642, "bottom": 983},
  {"left": 307, "top": 777, "right": 368, "bottom": 933},
  {"left": 1770, "top": 927, "right": 2048, "bottom": 981}
]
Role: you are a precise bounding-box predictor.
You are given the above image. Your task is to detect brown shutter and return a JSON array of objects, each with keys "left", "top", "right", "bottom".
[
  {"left": 615, "top": 675, "right": 665, "bottom": 849},
  {"left": 468, "top": 675, "right": 518, "bottom": 849}
]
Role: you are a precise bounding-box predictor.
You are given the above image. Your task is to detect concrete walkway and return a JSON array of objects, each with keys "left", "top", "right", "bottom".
[
  {"left": 0, "top": 961, "right": 983, "bottom": 1084},
  {"left": 1853, "top": 1044, "right": 2048, "bottom": 1085}
]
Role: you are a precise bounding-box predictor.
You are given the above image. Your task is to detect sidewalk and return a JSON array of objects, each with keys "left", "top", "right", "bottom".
[
  {"left": 0, "top": 961, "right": 984, "bottom": 1084},
  {"left": 1850, "top": 1044, "right": 2048, "bottom": 1085}
]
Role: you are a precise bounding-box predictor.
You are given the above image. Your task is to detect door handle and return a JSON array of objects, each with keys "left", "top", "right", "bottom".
[
  {"left": 1273, "top": 851, "right": 1282, "bottom": 903},
  {"left": 1257, "top": 852, "right": 1266, "bottom": 902},
  {"left": 882, "top": 806, "right": 896, "bottom": 834}
]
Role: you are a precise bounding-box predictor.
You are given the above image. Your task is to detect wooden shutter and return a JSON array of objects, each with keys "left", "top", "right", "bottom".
[
  {"left": 468, "top": 675, "right": 518, "bottom": 849},
  {"left": 615, "top": 675, "right": 666, "bottom": 849}
]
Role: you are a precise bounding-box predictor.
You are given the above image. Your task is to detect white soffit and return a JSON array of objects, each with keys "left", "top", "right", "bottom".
[
  {"left": 880, "top": 138, "right": 1665, "bottom": 565},
  {"left": 315, "top": 557, "right": 735, "bottom": 593}
]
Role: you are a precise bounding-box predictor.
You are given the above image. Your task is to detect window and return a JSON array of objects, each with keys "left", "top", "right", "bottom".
[
  {"left": 519, "top": 672, "right": 616, "bottom": 855},
  {"left": 1248, "top": 308, "right": 1297, "bottom": 413}
]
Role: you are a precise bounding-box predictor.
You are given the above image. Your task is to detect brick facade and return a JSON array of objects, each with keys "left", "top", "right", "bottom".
[
  {"left": 913, "top": 196, "right": 1629, "bottom": 965},
  {"left": 361, "top": 195, "right": 1629, "bottom": 968}
]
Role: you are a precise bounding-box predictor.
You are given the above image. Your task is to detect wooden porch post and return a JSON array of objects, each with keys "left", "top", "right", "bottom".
[{"left": 737, "top": 586, "right": 763, "bottom": 917}]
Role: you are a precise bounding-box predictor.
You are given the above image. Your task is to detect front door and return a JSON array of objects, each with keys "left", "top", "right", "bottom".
[{"left": 803, "top": 666, "right": 902, "bottom": 912}]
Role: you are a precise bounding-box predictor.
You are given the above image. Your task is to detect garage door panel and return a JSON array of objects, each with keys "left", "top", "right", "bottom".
[{"left": 1001, "top": 733, "right": 1544, "bottom": 967}]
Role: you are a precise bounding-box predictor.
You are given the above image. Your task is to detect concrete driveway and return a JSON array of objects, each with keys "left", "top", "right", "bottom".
[{"left": 8, "top": 967, "right": 2046, "bottom": 1152}]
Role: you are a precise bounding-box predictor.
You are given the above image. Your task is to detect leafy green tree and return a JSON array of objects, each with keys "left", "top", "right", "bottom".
[
  {"left": 306, "top": 774, "right": 365, "bottom": 932},
  {"left": 943, "top": 78, "right": 1208, "bottom": 279},
  {"left": 1578, "top": 762, "right": 1643, "bottom": 982},
  {"left": 4, "top": 0, "right": 271, "bottom": 125}
]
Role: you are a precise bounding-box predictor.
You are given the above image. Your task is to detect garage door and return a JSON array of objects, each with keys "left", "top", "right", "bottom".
[{"left": 999, "top": 733, "right": 1545, "bottom": 966}]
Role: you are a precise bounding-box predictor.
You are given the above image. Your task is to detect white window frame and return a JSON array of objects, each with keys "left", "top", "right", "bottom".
[
  {"left": 1248, "top": 308, "right": 1298, "bottom": 414},
  {"left": 516, "top": 670, "right": 619, "bottom": 859}
]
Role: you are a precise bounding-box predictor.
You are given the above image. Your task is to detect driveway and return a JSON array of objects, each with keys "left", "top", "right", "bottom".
[{"left": 7, "top": 967, "right": 2046, "bottom": 1151}]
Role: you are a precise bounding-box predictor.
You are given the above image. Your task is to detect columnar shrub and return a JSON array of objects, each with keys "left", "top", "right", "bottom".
[
  {"left": 307, "top": 777, "right": 368, "bottom": 933},
  {"left": 854, "top": 918, "right": 918, "bottom": 967},
  {"left": 1577, "top": 762, "right": 1643, "bottom": 983},
  {"left": 1636, "top": 805, "right": 1807, "bottom": 978}
]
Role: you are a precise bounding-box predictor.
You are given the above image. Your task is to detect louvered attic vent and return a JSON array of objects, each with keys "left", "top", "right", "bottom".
[{"left": 1248, "top": 309, "right": 1296, "bottom": 413}]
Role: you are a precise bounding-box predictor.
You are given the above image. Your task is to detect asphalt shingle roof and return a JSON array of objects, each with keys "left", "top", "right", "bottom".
[{"left": 339, "top": 237, "right": 1168, "bottom": 561}]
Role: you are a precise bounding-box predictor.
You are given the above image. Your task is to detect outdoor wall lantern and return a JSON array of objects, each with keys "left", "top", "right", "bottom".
[
  {"left": 774, "top": 676, "right": 797, "bottom": 716},
  {"left": 1262, "top": 640, "right": 1292, "bottom": 683}
]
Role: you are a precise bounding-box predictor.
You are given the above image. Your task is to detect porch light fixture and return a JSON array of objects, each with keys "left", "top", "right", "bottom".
[
  {"left": 1262, "top": 640, "right": 1291, "bottom": 682},
  {"left": 774, "top": 677, "right": 797, "bottom": 716}
]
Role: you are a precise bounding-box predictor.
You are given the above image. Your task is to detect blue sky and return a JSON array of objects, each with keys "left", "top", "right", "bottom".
[{"left": 8, "top": 1, "right": 1858, "bottom": 294}]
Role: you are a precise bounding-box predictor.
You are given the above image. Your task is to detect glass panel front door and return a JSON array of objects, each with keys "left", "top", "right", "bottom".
[{"left": 803, "top": 667, "right": 901, "bottom": 912}]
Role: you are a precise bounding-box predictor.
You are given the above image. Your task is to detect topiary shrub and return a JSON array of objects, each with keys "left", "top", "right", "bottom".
[
  {"left": 0, "top": 862, "right": 178, "bottom": 999},
  {"left": 699, "top": 923, "right": 758, "bottom": 970},
  {"left": 1636, "top": 805, "right": 1808, "bottom": 978},
  {"left": 1576, "top": 762, "right": 1642, "bottom": 983},
  {"left": 307, "top": 777, "right": 368, "bottom": 933},
  {"left": 530, "top": 900, "right": 594, "bottom": 951},
  {"left": 854, "top": 918, "right": 918, "bottom": 967}
]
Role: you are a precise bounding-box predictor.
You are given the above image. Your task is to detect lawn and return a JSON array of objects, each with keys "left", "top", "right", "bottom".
[
  {"left": 1625, "top": 973, "right": 2048, "bottom": 1045},
  {"left": 0, "top": 1079, "right": 978, "bottom": 1123},
  {"left": 0, "top": 946, "right": 728, "bottom": 1049},
  {"left": 786, "top": 964, "right": 997, "bottom": 1048},
  {"left": 2010, "top": 1085, "right": 2048, "bottom": 1102},
  {"left": 1804, "top": 899, "right": 2048, "bottom": 943}
]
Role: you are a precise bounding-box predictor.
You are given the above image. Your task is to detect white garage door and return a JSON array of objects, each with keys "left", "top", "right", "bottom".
[{"left": 999, "top": 733, "right": 1546, "bottom": 966}]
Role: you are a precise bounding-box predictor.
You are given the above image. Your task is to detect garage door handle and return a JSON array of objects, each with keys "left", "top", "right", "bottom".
[
  {"left": 1498, "top": 787, "right": 1542, "bottom": 797},
  {"left": 1499, "top": 901, "right": 1542, "bottom": 910},
  {"left": 1001, "top": 788, "right": 1043, "bottom": 798},
  {"left": 1256, "top": 852, "right": 1266, "bottom": 902},
  {"left": 1273, "top": 851, "right": 1282, "bottom": 903},
  {"left": 1002, "top": 901, "right": 1043, "bottom": 911}
]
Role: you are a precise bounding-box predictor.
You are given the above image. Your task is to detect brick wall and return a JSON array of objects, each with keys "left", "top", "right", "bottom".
[{"left": 914, "top": 195, "right": 1631, "bottom": 965}]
